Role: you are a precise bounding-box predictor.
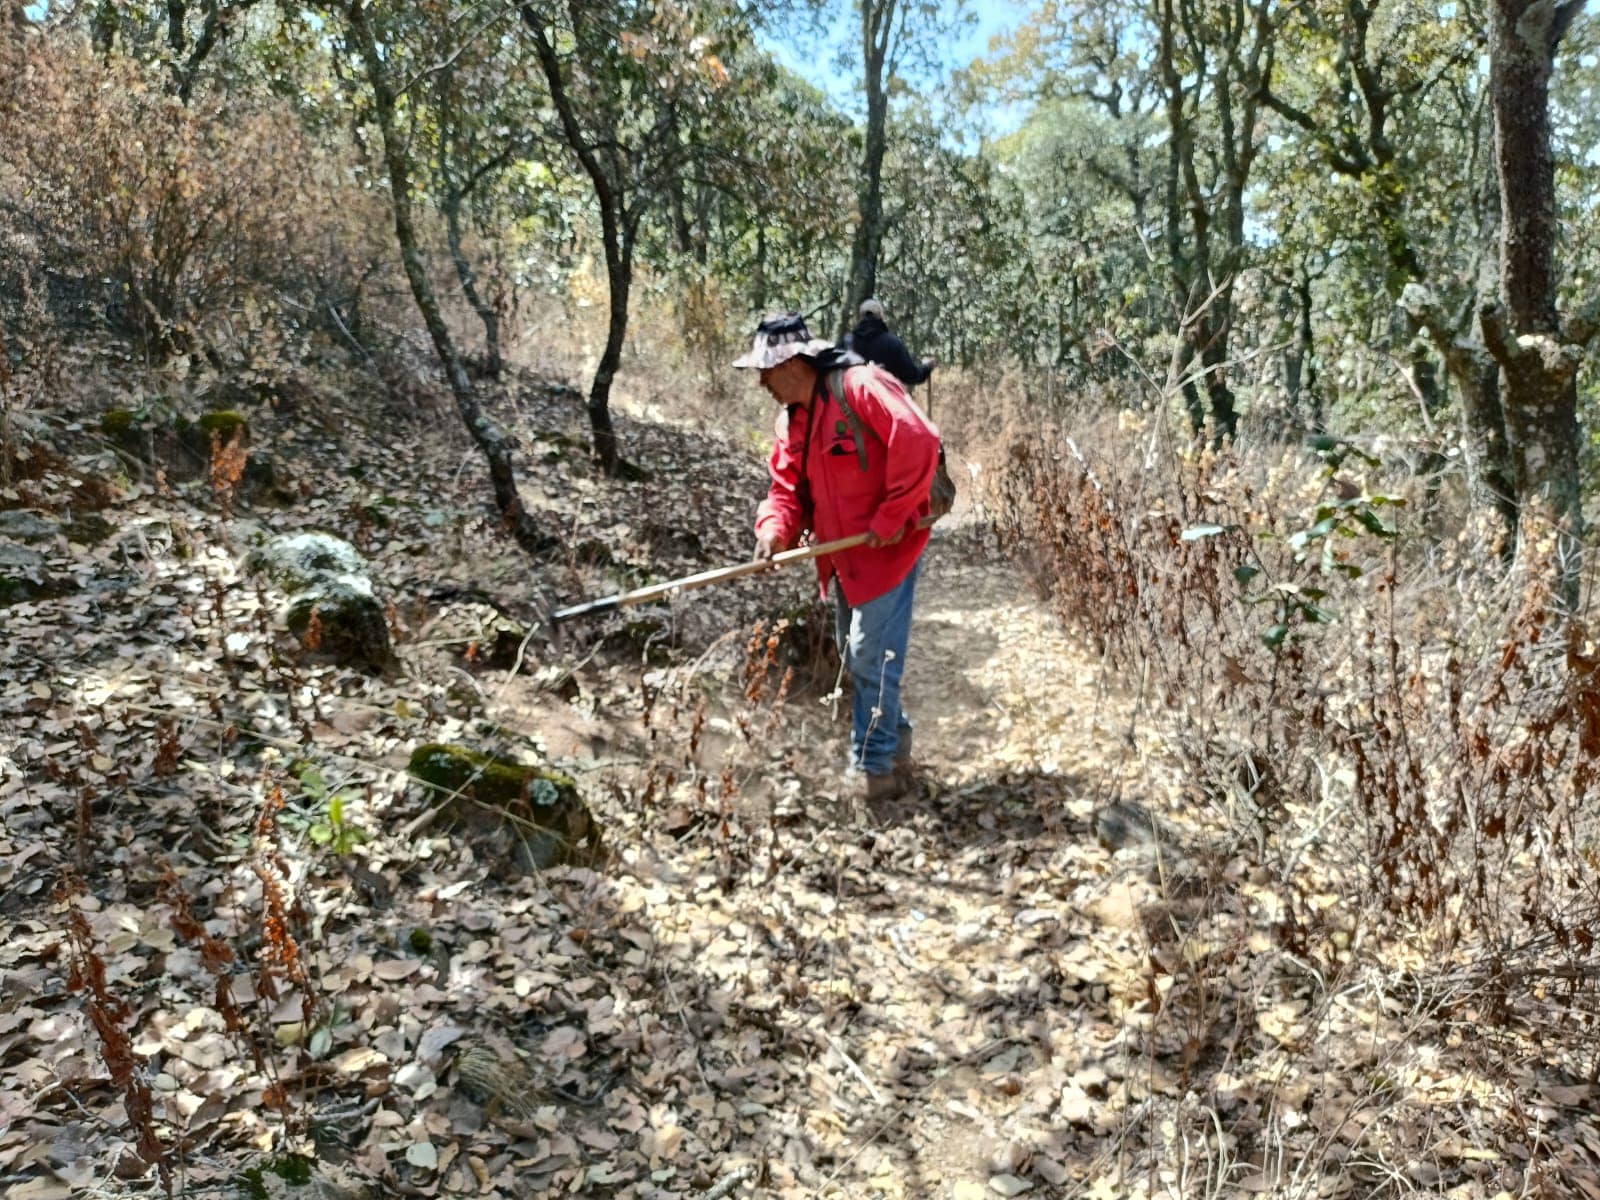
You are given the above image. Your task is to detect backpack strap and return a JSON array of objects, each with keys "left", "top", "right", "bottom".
[{"left": 826, "top": 366, "right": 875, "bottom": 472}]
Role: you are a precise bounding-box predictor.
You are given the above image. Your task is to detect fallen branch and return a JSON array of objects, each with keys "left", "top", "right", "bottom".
[{"left": 700, "top": 1163, "right": 756, "bottom": 1200}]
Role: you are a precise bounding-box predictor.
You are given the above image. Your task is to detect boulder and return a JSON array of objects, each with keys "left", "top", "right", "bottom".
[
  {"left": 284, "top": 577, "right": 392, "bottom": 670},
  {"left": 0, "top": 543, "right": 68, "bottom": 607},
  {"left": 248, "top": 533, "right": 391, "bottom": 669},
  {"left": 248, "top": 532, "right": 369, "bottom": 593},
  {"left": 103, "top": 406, "right": 253, "bottom": 481},
  {"left": 407, "top": 743, "right": 601, "bottom": 871},
  {"left": 0, "top": 510, "right": 59, "bottom": 543},
  {"left": 177, "top": 408, "right": 248, "bottom": 458}
]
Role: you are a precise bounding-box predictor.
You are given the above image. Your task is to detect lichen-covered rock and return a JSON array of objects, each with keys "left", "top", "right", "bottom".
[
  {"left": 248, "top": 532, "right": 369, "bottom": 593},
  {"left": 249, "top": 532, "right": 391, "bottom": 669},
  {"left": 407, "top": 743, "right": 600, "bottom": 870},
  {"left": 0, "top": 510, "right": 59, "bottom": 543},
  {"left": 284, "top": 576, "right": 392, "bottom": 669}
]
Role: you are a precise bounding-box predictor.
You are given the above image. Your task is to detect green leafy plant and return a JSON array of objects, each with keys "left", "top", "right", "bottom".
[
  {"left": 1182, "top": 435, "right": 1406, "bottom": 651},
  {"left": 284, "top": 765, "right": 369, "bottom": 857},
  {"left": 305, "top": 1001, "right": 355, "bottom": 1059}
]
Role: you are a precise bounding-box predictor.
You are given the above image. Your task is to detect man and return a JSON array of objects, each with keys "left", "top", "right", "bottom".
[
  {"left": 842, "top": 298, "right": 934, "bottom": 388},
  {"left": 734, "top": 312, "right": 942, "bottom": 802}
]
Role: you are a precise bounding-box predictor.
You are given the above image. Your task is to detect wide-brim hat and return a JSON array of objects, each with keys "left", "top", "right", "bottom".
[{"left": 732, "top": 311, "right": 834, "bottom": 369}]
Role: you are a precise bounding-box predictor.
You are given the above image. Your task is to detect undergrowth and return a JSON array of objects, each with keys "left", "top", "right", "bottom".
[{"left": 991, "top": 407, "right": 1600, "bottom": 1190}]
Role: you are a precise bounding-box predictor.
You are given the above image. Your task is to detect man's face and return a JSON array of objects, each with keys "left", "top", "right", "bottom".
[{"left": 757, "top": 356, "right": 809, "bottom": 405}]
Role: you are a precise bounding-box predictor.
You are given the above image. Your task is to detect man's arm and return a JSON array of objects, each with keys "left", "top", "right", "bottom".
[
  {"left": 877, "top": 333, "right": 933, "bottom": 386},
  {"left": 755, "top": 407, "right": 806, "bottom": 557},
  {"left": 847, "top": 370, "right": 940, "bottom": 544}
]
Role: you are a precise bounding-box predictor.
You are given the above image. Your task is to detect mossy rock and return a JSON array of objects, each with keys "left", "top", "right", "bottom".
[
  {"left": 177, "top": 409, "right": 249, "bottom": 458},
  {"left": 196, "top": 409, "right": 249, "bottom": 440},
  {"left": 248, "top": 532, "right": 369, "bottom": 593},
  {"left": 284, "top": 577, "right": 392, "bottom": 670},
  {"left": 0, "top": 543, "right": 71, "bottom": 607},
  {"left": 100, "top": 408, "right": 146, "bottom": 449},
  {"left": 407, "top": 743, "right": 600, "bottom": 870}
]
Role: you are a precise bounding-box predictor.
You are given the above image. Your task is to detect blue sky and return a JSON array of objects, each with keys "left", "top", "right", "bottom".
[{"left": 763, "top": 0, "right": 1024, "bottom": 120}]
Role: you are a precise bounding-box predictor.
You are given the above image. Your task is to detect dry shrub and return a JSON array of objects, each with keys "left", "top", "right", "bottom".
[
  {"left": 0, "top": 33, "right": 412, "bottom": 381},
  {"left": 993, "top": 411, "right": 1600, "bottom": 1063},
  {"left": 0, "top": 42, "right": 307, "bottom": 354}
]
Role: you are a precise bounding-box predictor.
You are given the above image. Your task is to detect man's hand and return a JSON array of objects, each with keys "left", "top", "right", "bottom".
[
  {"left": 864, "top": 524, "right": 906, "bottom": 548},
  {"left": 754, "top": 533, "right": 786, "bottom": 565}
]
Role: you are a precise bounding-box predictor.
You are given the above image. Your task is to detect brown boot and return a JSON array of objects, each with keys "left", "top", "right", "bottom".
[
  {"left": 865, "top": 771, "right": 905, "bottom": 803},
  {"left": 893, "top": 728, "right": 914, "bottom": 776}
]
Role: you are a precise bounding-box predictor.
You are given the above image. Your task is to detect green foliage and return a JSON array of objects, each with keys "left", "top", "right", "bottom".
[
  {"left": 285, "top": 765, "right": 369, "bottom": 857},
  {"left": 1255, "top": 439, "right": 1405, "bottom": 649},
  {"left": 239, "top": 1154, "right": 314, "bottom": 1198},
  {"left": 14, "top": 0, "right": 1600, "bottom": 510}
]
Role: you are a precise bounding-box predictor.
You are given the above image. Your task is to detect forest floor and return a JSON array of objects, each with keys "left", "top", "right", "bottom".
[{"left": 4, "top": 352, "right": 1600, "bottom": 1199}]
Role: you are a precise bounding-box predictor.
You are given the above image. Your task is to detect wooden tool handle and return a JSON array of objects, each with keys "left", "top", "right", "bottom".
[
  {"left": 550, "top": 517, "right": 934, "bottom": 625},
  {"left": 550, "top": 532, "right": 867, "bottom": 624}
]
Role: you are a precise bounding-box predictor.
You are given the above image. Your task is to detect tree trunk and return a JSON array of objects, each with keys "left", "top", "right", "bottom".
[
  {"left": 844, "top": 0, "right": 896, "bottom": 332},
  {"left": 1462, "top": 148, "right": 1518, "bottom": 535},
  {"left": 523, "top": 7, "right": 633, "bottom": 476},
  {"left": 345, "top": 1, "right": 551, "bottom": 559},
  {"left": 1290, "top": 277, "right": 1323, "bottom": 434},
  {"left": 1200, "top": 333, "right": 1238, "bottom": 442},
  {"left": 587, "top": 232, "right": 630, "bottom": 477},
  {"left": 1459, "top": 355, "right": 1519, "bottom": 532},
  {"left": 92, "top": 0, "right": 117, "bottom": 55},
  {"left": 1176, "top": 341, "right": 1205, "bottom": 432},
  {"left": 1484, "top": 0, "right": 1583, "bottom": 543},
  {"left": 443, "top": 188, "right": 503, "bottom": 379}
]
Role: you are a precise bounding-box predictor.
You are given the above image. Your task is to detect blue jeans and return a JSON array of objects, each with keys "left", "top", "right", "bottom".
[{"left": 833, "top": 561, "right": 920, "bottom": 776}]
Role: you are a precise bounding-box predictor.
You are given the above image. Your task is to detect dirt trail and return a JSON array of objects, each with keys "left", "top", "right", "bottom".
[
  {"left": 906, "top": 525, "right": 1123, "bottom": 789},
  {"left": 604, "top": 524, "right": 1175, "bottom": 1198}
]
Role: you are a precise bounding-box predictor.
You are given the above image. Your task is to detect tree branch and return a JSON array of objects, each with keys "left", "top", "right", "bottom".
[
  {"left": 1399, "top": 282, "right": 1477, "bottom": 381},
  {"left": 520, "top": 6, "right": 623, "bottom": 221},
  {"left": 1479, "top": 301, "right": 1518, "bottom": 368}
]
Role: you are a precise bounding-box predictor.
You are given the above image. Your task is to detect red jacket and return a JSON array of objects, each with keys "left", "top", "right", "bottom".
[{"left": 756, "top": 364, "right": 941, "bottom": 606}]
